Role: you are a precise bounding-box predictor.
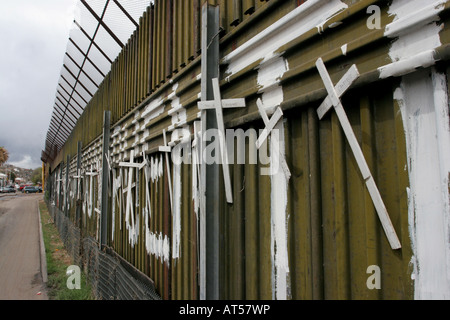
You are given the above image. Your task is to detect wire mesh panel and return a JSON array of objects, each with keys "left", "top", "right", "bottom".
[{"left": 44, "top": 0, "right": 151, "bottom": 162}]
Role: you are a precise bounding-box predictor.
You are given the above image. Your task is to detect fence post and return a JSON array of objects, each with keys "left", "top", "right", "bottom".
[
  {"left": 59, "top": 163, "right": 64, "bottom": 211},
  {"left": 201, "top": 2, "right": 220, "bottom": 300},
  {"left": 75, "top": 141, "right": 82, "bottom": 228},
  {"left": 65, "top": 155, "right": 70, "bottom": 217},
  {"left": 100, "top": 111, "right": 111, "bottom": 248}
]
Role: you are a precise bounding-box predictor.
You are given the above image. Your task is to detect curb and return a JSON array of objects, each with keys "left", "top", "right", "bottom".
[{"left": 37, "top": 201, "right": 48, "bottom": 284}]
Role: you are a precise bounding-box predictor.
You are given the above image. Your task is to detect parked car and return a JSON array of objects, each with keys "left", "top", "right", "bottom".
[
  {"left": 19, "top": 185, "right": 31, "bottom": 191},
  {"left": 23, "top": 186, "right": 39, "bottom": 194},
  {"left": 1, "top": 186, "right": 16, "bottom": 193}
]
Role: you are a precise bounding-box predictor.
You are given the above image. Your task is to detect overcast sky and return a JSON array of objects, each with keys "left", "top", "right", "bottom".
[{"left": 0, "top": 0, "right": 77, "bottom": 169}]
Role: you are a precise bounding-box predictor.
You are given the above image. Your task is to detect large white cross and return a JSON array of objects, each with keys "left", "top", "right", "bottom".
[
  {"left": 255, "top": 98, "right": 291, "bottom": 179},
  {"left": 315, "top": 57, "right": 401, "bottom": 250},
  {"left": 159, "top": 129, "right": 173, "bottom": 211},
  {"left": 198, "top": 78, "right": 246, "bottom": 204}
]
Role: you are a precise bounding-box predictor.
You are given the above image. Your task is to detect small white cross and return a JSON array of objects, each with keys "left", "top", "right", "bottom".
[
  {"left": 255, "top": 98, "right": 291, "bottom": 179},
  {"left": 85, "top": 165, "right": 99, "bottom": 219},
  {"left": 85, "top": 169, "right": 99, "bottom": 177},
  {"left": 73, "top": 169, "right": 84, "bottom": 199},
  {"left": 316, "top": 64, "right": 360, "bottom": 120},
  {"left": 141, "top": 153, "right": 152, "bottom": 221},
  {"left": 316, "top": 57, "right": 401, "bottom": 250},
  {"left": 159, "top": 129, "right": 173, "bottom": 211},
  {"left": 119, "top": 150, "right": 140, "bottom": 234},
  {"left": 198, "top": 78, "right": 246, "bottom": 204}
]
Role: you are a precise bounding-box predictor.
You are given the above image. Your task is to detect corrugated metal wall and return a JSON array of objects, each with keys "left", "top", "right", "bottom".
[
  {"left": 220, "top": 79, "right": 413, "bottom": 299},
  {"left": 45, "top": 0, "right": 450, "bottom": 300}
]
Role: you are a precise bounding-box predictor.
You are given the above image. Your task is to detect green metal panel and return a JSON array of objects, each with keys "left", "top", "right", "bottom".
[
  {"left": 45, "top": 0, "right": 450, "bottom": 300},
  {"left": 219, "top": 79, "right": 412, "bottom": 299}
]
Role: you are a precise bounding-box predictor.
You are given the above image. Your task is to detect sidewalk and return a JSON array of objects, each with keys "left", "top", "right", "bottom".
[{"left": 0, "top": 194, "right": 48, "bottom": 300}]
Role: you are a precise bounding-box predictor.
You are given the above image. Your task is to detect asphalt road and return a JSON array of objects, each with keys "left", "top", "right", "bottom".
[{"left": 0, "top": 193, "right": 48, "bottom": 300}]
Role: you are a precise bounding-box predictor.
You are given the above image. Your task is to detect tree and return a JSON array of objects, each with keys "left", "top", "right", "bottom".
[
  {"left": 9, "top": 171, "right": 16, "bottom": 183},
  {"left": 0, "top": 147, "right": 9, "bottom": 166},
  {"left": 31, "top": 167, "right": 42, "bottom": 184}
]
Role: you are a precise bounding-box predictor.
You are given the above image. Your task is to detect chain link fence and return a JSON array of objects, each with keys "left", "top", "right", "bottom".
[{"left": 46, "top": 200, "right": 161, "bottom": 300}]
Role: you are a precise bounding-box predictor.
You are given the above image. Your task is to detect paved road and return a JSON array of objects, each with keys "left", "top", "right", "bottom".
[{"left": 0, "top": 193, "right": 48, "bottom": 300}]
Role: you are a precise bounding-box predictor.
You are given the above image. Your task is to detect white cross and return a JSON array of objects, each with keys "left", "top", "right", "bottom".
[
  {"left": 141, "top": 152, "right": 153, "bottom": 220},
  {"left": 198, "top": 78, "right": 246, "bottom": 204},
  {"left": 316, "top": 57, "right": 401, "bottom": 250},
  {"left": 73, "top": 169, "right": 84, "bottom": 199},
  {"left": 158, "top": 129, "right": 173, "bottom": 211},
  {"left": 192, "top": 121, "right": 203, "bottom": 220},
  {"left": 85, "top": 165, "right": 99, "bottom": 219},
  {"left": 119, "top": 150, "right": 141, "bottom": 237},
  {"left": 111, "top": 165, "right": 121, "bottom": 240},
  {"left": 255, "top": 98, "right": 291, "bottom": 179}
]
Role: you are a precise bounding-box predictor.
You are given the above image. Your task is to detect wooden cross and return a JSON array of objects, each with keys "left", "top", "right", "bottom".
[
  {"left": 315, "top": 57, "right": 401, "bottom": 250},
  {"left": 111, "top": 165, "right": 121, "bottom": 239},
  {"left": 73, "top": 169, "right": 84, "bottom": 199},
  {"left": 85, "top": 165, "right": 99, "bottom": 218},
  {"left": 119, "top": 150, "right": 146, "bottom": 237},
  {"left": 159, "top": 129, "right": 173, "bottom": 211},
  {"left": 255, "top": 98, "right": 291, "bottom": 179},
  {"left": 192, "top": 121, "right": 203, "bottom": 220},
  {"left": 141, "top": 152, "right": 153, "bottom": 221},
  {"left": 198, "top": 78, "right": 246, "bottom": 204}
]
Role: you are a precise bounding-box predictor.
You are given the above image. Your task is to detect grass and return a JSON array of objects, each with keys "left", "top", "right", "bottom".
[{"left": 39, "top": 200, "right": 95, "bottom": 300}]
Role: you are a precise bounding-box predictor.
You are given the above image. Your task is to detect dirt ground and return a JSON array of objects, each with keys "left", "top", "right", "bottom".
[{"left": 0, "top": 193, "right": 48, "bottom": 300}]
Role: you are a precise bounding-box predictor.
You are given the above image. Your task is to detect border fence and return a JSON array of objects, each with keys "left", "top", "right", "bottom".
[{"left": 43, "top": 0, "right": 450, "bottom": 300}]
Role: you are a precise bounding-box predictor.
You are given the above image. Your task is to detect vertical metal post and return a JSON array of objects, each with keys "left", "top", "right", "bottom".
[
  {"left": 59, "top": 164, "right": 64, "bottom": 211},
  {"left": 100, "top": 111, "right": 111, "bottom": 248},
  {"left": 76, "top": 141, "right": 82, "bottom": 228},
  {"left": 65, "top": 155, "right": 70, "bottom": 217},
  {"left": 201, "top": 2, "right": 220, "bottom": 300}
]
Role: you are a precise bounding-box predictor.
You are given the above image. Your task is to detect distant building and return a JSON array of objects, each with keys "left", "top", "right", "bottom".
[{"left": 0, "top": 173, "right": 6, "bottom": 187}]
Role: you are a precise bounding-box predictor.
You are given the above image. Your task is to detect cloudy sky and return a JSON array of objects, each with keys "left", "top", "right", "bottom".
[{"left": 0, "top": 0, "right": 77, "bottom": 169}]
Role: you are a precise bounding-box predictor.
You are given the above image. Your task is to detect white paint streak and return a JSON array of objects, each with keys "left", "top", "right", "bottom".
[
  {"left": 257, "top": 56, "right": 291, "bottom": 299},
  {"left": 172, "top": 147, "right": 182, "bottom": 260},
  {"left": 145, "top": 230, "right": 171, "bottom": 265},
  {"left": 168, "top": 82, "right": 188, "bottom": 261},
  {"left": 270, "top": 120, "right": 290, "bottom": 300},
  {"left": 169, "top": 83, "right": 187, "bottom": 131},
  {"left": 388, "top": 0, "right": 450, "bottom": 300},
  {"left": 379, "top": 0, "right": 444, "bottom": 78},
  {"left": 223, "top": 0, "right": 347, "bottom": 77},
  {"left": 257, "top": 56, "right": 289, "bottom": 114},
  {"left": 141, "top": 95, "right": 165, "bottom": 129},
  {"left": 144, "top": 189, "right": 170, "bottom": 265},
  {"left": 142, "top": 153, "right": 171, "bottom": 265},
  {"left": 396, "top": 70, "right": 450, "bottom": 299},
  {"left": 149, "top": 154, "right": 164, "bottom": 182}
]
